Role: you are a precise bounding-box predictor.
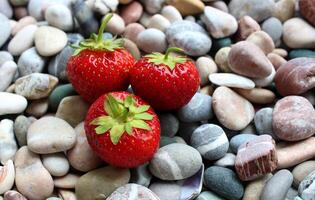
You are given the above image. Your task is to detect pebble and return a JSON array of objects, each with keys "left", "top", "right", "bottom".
[
  {"left": 26, "top": 98, "right": 49, "bottom": 118},
  {"left": 86, "top": 0, "right": 118, "bottom": 15},
  {"left": 8, "top": 24, "right": 37, "bottom": 56},
  {"left": 120, "top": 1, "right": 143, "bottom": 25},
  {"left": 235, "top": 15, "right": 261, "bottom": 41},
  {"left": 298, "top": 170, "right": 315, "bottom": 200},
  {"left": 14, "top": 115, "right": 35, "bottom": 147},
  {"left": 196, "top": 57, "right": 218, "bottom": 86},
  {"left": 105, "top": 13, "right": 125, "bottom": 35},
  {"left": 107, "top": 183, "right": 159, "bottom": 200},
  {"left": 0, "top": 51, "right": 13, "bottom": 66},
  {"left": 191, "top": 124, "right": 229, "bottom": 160},
  {"left": 0, "top": 160, "right": 15, "bottom": 195},
  {"left": 209, "top": 73, "right": 255, "bottom": 89},
  {"left": 254, "top": 108, "right": 276, "bottom": 138},
  {"left": 252, "top": 65, "right": 276, "bottom": 87},
  {"left": 34, "top": 26, "right": 68, "bottom": 56},
  {"left": 56, "top": 96, "right": 89, "bottom": 127},
  {"left": 267, "top": 53, "right": 287, "bottom": 70},
  {"left": 246, "top": 31, "right": 275, "bottom": 55},
  {"left": 273, "top": 96, "right": 315, "bottom": 141},
  {"left": 286, "top": 188, "right": 298, "bottom": 200},
  {"left": 75, "top": 166, "right": 130, "bottom": 200},
  {"left": 214, "top": 47, "right": 231, "bottom": 72},
  {"left": 243, "top": 174, "right": 272, "bottom": 200},
  {"left": 123, "top": 38, "right": 141, "bottom": 60},
  {"left": 0, "top": 61, "right": 17, "bottom": 92},
  {"left": 234, "top": 88, "right": 276, "bottom": 104},
  {"left": 260, "top": 170, "right": 293, "bottom": 200},
  {"left": 209, "top": 1, "right": 228, "bottom": 12},
  {"left": 0, "top": 14, "right": 11, "bottom": 48},
  {"left": 130, "top": 163, "right": 152, "bottom": 187},
  {"left": 17, "top": 47, "right": 46, "bottom": 76},
  {"left": 177, "top": 92, "right": 213, "bottom": 123},
  {"left": 277, "top": 137, "right": 315, "bottom": 169},
  {"left": 45, "top": 4, "right": 73, "bottom": 31},
  {"left": 27, "top": 116, "right": 76, "bottom": 154},
  {"left": 230, "top": 134, "right": 258, "bottom": 154},
  {"left": 123, "top": 23, "right": 145, "bottom": 43},
  {"left": 149, "top": 143, "right": 202, "bottom": 180},
  {"left": 15, "top": 146, "right": 54, "bottom": 200},
  {"left": 159, "top": 113, "right": 179, "bottom": 137},
  {"left": 13, "top": 6, "right": 28, "bottom": 20},
  {"left": 289, "top": 49, "right": 315, "bottom": 59},
  {"left": 299, "top": 0, "right": 315, "bottom": 27},
  {"left": 67, "top": 122, "right": 103, "bottom": 172},
  {"left": 0, "top": 92, "right": 27, "bottom": 115},
  {"left": 161, "top": 5, "right": 182, "bottom": 23},
  {"left": 283, "top": 18, "right": 315, "bottom": 49},
  {"left": 3, "top": 190, "right": 27, "bottom": 200},
  {"left": 292, "top": 161, "right": 315, "bottom": 187},
  {"left": 0, "top": 0, "right": 12, "bottom": 18},
  {"left": 147, "top": 14, "right": 171, "bottom": 32},
  {"left": 201, "top": 6, "right": 238, "bottom": 38},
  {"left": 211, "top": 37, "right": 232, "bottom": 53},
  {"left": 235, "top": 135, "right": 277, "bottom": 181},
  {"left": 272, "top": 0, "right": 295, "bottom": 22},
  {"left": 42, "top": 153, "right": 70, "bottom": 177},
  {"left": 142, "top": 0, "right": 163, "bottom": 14},
  {"left": 212, "top": 86, "right": 255, "bottom": 131},
  {"left": 262, "top": 17, "right": 283, "bottom": 45},
  {"left": 149, "top": 181, "right": 182, "bottom": 200},
  {"left": 166, "top": 0, "right": 205, "bottom": 16},
  {"left": 228, "top": 0, "right": 275, "bottom": 22},
  {"left": 214, "top": 153, "right": 235, "bottom": 167},
  {"left": 228, "top": 41, "right": 273, "bottom": 78},
  {"left": 48, "top": 46, "right": 73, "bottom": 81},
  {"left": 58, "top": 189, "right": 76, "bottom": 200},
  {"left": 196, "top": 191, "right": 224, "bottom": 200},
  {"left": 54, "top": 173, "right": 80, "bottom": 189},
  {"left": 11, "top": 16, "right": 36, "bottom": 35},
  {"left": 204, "top": 166, "right": 244, "bottom": 200},
  {"left": 136, "top": 28, "right": 167, "bottom": 53},
  {"left": 275, "top": 57, "right": 315, "bottom": 96},
  {"left": 14, "top": 73, "right": 58, "bottom": 100},
  {"left": 48, "top": 84, "right": 77, "bottom": 111}
]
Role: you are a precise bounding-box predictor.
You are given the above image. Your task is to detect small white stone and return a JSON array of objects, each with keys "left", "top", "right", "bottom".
[
  {"left": 0, "top": 120, "right": 18, "bottom": 165},
  {"left": 209, "top": 73, "right": 255, "bottom": 89},
  {"left": 42, "top": 153, "right": 70, "bottom": 177},
  {"left": 0, "top": 92, "right": 27, "bottom": 115},
  {"left": 161, "top": 5, "right": 182, "bottom": 23},
  {"left": 45, "top": 4, "right": 73, "bottom": 31},
  {"left": 148, "top": 14, "right": 171, "bottom": 32},
  {"left": 0, "top": 61, "right": 17, "bottom": 92},
  {"left": 105, "top": 13, "right": 125, "bottom": 35},
  {"left": 137, "top": 28, "right": 167, "bottom": 53}
]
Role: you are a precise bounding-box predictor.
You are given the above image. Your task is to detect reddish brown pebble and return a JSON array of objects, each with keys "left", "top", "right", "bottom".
[
  {"left": 235, "top": 15, "right": 261, "bottom": 41},
  {"left": 275, "top": 57, "right": 315, "bottom": 96},
  {"left": 228, "top": 41, "right": 273, "bottom": 78},
  {"left": 235, "top": 135, "right": 278, "bottom": 181},
  {"left": 267, "top": 53, "right": 287, "bottom": 70},
  {"left": 120, "top": 1, "right": 143, "bottom": 25},
  {"left": 273, "top": 96, "right": 315, "bottom": 141},
  {"left": 299, "top": 0, "right": 315, "bottom": 27}
]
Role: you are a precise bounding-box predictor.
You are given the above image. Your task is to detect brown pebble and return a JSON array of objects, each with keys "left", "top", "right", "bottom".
[
  {"left": 267, "top": 53, "right": 287, "bottom": 70},
  {"left": 299, "top": 0, "right": 315, "bottom": 27},
  {"left": 235, "top": 15, "right": 261, "bottom": 41},
  {"left": 234, "top": 88, "right": 276, "bottom": 104},
  {"left": 166, "top": 0, "right": 205, "bottom": 16},
  {"left": 13, "top": 7, "right": 28, "bottom": 20},
  {"left": 123, "top": 23, "right": 145, "bottom": 43},
  {"left": 246, "top": 31, "right": 275, "bottom": 55},
  {"left": 272, "top": 48, "right": 288, "bottom": 58},
  {"left": 123, "top": 38, "right": 141, "bottom": 60},
  {"left": 120, "top": 1, "right": 143, "bottom": 25}
]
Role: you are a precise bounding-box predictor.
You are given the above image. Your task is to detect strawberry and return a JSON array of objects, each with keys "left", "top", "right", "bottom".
[
  {"left": 84, "top": 91, "right": 160, "bottom": 168},
  {"left": 67, "top": 14, "right": 135, "bottom": 103},
  {"left": 130, "top": 47, "right": 200, "bottom": 110}
]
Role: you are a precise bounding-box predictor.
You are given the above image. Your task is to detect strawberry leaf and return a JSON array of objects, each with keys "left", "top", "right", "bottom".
[
  {"left": 110, "top": 124, "right": 125, "bottom": 145},
  {"left": 132, "top": 105, "right": 150, "bottom": 114},
  {"left": 134, "top": 113, "right": 154, "bottom": 120},
  {"left": 130, "top": 120, "right": 151, "bottom": 131},
  {"left": 125, "top": 122, "right": 133, "bottom": 135},
  {"left": 90, "top": 116, "right": 114, "bottom": 126}
]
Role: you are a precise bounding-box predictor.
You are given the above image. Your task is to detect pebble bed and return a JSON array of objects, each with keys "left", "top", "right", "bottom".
[{"left": 0, "top": 0, "right": 315, "bottom": 200}]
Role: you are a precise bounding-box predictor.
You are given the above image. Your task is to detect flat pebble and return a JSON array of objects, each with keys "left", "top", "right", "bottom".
[
  {"left": 261, "top": 170, "right": 293, "bottom": 200},
  {"left": 166, "top": 0, "right": 205, "bottom": 16},
  {"left": 25, "top": 98, "right": 48, "bottom": 118},
  {"left": 159, "top": 113, "right": 179, "bottom": 137},
  {"left": 147, "top": 14, "right": 171, "bottom": 32},
  {"left": 161, "top": 5, "right": 182, "bottom": 23},
  {"left": 120, "top": 1, "right": 143, "bottom": 25},
  {"left": 0, "top": 160, "right": 15, "bottom": 195},
  {"left": 17, "top": 47, "right": 46, "bottom": 76},
  {"left": 262, "top": 17, "right": 283, "bottom": 45},
  {"left": 0, "top": 13, "right": 11, "bottom": 48},
  {"left": 107, "top": 183, "right": 159, "bottom": 200},
  {"left": 0, "top": 61, "right": 17, "bottom": 92},
  {"left": 177, "top": 92, "right": 213, "bottom": 123},
  {"left": 35, "top": 26, "right": 68, "bottom": 56},
  {"left": 75, "top": 166, "right": 130, "bottom": 200},
  {"left": 196, "top": 57, "right": 218, "bottom": 86},
  {"left": 212, "top": 86, "right": 255, "bottom": 131},
  {"left": 27, "top": 116, "right": 76, "bottom": 154},
  {"left": 0, "top": 92, "right": 27, "bottom": 115},
  {"left": 149, "top": 143, "right": 202, "bottom": 180},
  {"left": 214, "top": 153, "right": 236, "bottom": 167},
  {"left": 136, "top": 28, "right": 167, "bottom": 53},
  {"left": 48, "top": 46, "right": 73, "bottom": 81},
  {"left": 15, "top": 73, "right": 58, "bottom": 100},
  {"left": 292, "top": 161, "right": 315, "bottom": 187},
  {"left": 204, "top": 166, "right": 244, "bottom": 200},
  {"left": 54, "top": 173, "right": 79, "bottom": 189},
  {"left": 42, "top": 153, "right": 69, "bottom": 177},
  {"left": 234, "top": 88, "right": 276, "bottom": 104},
  {"left": 272, "top": 0, "right": 295, "bottom": 22},
  {"left": 230, "top": 134, "right": 258, "bottom": 154},
  {"left": 14, "top": 115, "right": 35, "bottom": 147},
  {"left": 67, "top": 122, "right": 103, "bottom": 172},
  {"left": 45, "top": 4, "right": 73, "bottom": 31},
  {"left": 15, "top": 146, "right": 54, "bottom": 200},
  {"left": 191, "top": 124, "right": 228, "bottom": 160},
  {"left": 243, "top": 174, "right": 272, "bottom": 200},
  {"left": 235, "top": 15, "right": 261, "bottom": 41},
  {"left": 209, "top": 73, "right": 255, "bottom": 89},
  {"left": 246, "top": 31, "right": 275, "bottom": 55},
  {"left": 298, "top": 170, "right": 315, "bottom": 200},
  {"left": 273, "top": 96, "right": 315, "bottom": 141}
]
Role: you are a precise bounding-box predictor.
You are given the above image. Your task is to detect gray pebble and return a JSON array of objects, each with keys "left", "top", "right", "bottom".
[
  {"left": 196, "top": 191, "right": 225, "bottom": 200},
  {"left": 130, "top": 163, "right": 152, "bottom": 187},
  {"left": 136, "top": 28, "right": 167, "bottom": 53},
  {"left": 230, "top": 134, "right": 258, "bottom": 153},
  {"left": 17, "top": 47, "right": 46, "bottom": 77},
  {"left": 142, "top": 0, "right": 164, "bottom": 14},
  {"left": 262, "top": 17, "right": 283, "bottom": 45},
  {"left": 0, "top": 51, "right": 13, "bottom": 66},
  {"left": 0, "top": 13, "right": 11, "bottom": 48},
  {"left": 0, "top": 0, "right": 12, "bottom": 18},
  {"left": 67, "top": 33, "right": 84, "bottom": 44},
  {"left": 191, "top": 124, "right": 229, "bottom": 160},
  {"left": 286, "top": 188, "right": 298, "bottom": 200},
  {"left": 240, "top": 123, "right": 256, "bottom": 135},
  {"left": 0, "top": 61, "right": 17, "bottom": 92},
  {"left": 214, "top": 153, "right": 236, "bottom": 167},
  {"left": 166, "top": 20, "right": 207, "bottom": 36},
  {"left": 149, "top": 181, "right": 181, "bottom": 200},
  {"left": 48, "top": 46, "right": 74, "bottom": 81},
  {"left": 298, "top": 171, "right": 315, "bottom": 200},
  {"left": 178, "top": 93, "right": 213, "bottom": 123},
  {"left": 45, "top": 4, "right": 74, "bottom": 31},
  {"left": 177, "top": 122, "right": 200, "bottom": 143},
  {"left": 159, "top": 113, "right": 179, "bottom": 137},
  {"left": 254, "top": 107, "right": 278, "bottom": 140},
  {"left": 14, "top": 115, "right": 36, "bottom": 146}
]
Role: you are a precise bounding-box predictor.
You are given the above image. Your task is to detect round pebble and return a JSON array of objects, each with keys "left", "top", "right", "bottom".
[
  {"left": 235, "top": 15, "right": 261, "bottom": 41},
  {"left": 161, "top": 5, "right": 182, "bottom": 23},
  {"left": 243, "top": 174, "right": 272, "bottom": 200},
  {"left": 0, "top": 92, "right": 27, "bottom": 115},
  {"left": 17, "top": 47, "right": 46, "bottom": 76},
  {"left": 261, "top": 17, "right": 283, "bottom": 45},
  {"left": 48, "top": 84, "right": 77, "bottom": 111},
  {"left": 14, "top": 115, "right": 35, "bottom": 146},
  {"left": 292, "top": 161, "right": 315, "bottom": 187},
  {"left": 136, "top": 28, "right": 167, "bottom": 53},
  {"left": 0, "top": 120, "right": 17, "bottom": 165},
  {"left": 120, "top": 1, "right": 143, "bottom": 25},
  {"left": 26, "top": 98, "right": 48, "bottom": 118},
  {"left": 45, "top": 4, "right": 73, "bottom": 31},
  {"left": 147, "top": 14, "right": 171, "bottom": 32},
  {"left": 272, "top": 0, "right": 295, "bottom": 22},
  {"left": 0, "top": 51, "right": 13, "bottom": 66},
  {"left": 254, "top": 108, "right": 277, "bottom": 139},
  {"left": 48, "top": 46, "right": 74, "bottom": 81},
  {"left": 166, "top": 0, "right": 205, "bottom": 16},
  {"left": 246, "top": 31, "right": 275, "bottom": 55},
  {"left": 159, "top": 113, "right": 179, "bottom": 137},
  {"left": 149, "top": 181, "right": 181, "bottom": 200},
  {"left": 105, "top": 13, "right": 125, "bottom": 35},
  {"left": 42, "top": 153, "right": 70, "bottom": 177},
  {"left": 123, "top": 23, "right": 145, "bottom": 43},
  {"left": 53, "top": 173, "right": 80, "bottom": 189},
  {"left": 0, "top": 61, "right": 17, "bottom": 92},
  {"left": 298, "top": 170, "right": 315, "bottom": 200},
  {"left": 234, "top": 88, "right": 276, "bottom": 104}
]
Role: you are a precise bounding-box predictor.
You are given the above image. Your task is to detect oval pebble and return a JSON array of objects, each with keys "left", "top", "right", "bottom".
[
  {"left": 243, "top": 174, "right": 272, "bottom": 200},
  {"left": 17, "top": 47, "right": 46, "bottom": 76},
  {"left": 54, "top": 173, "right": 80, "bottom": 189},
  {"left": 261, "top": 17, "right": 283, "bottom": 45},
  {"left": 123, "top": 23, "right": 145, "bottom": 43},
  {"left": 246, "top": 30, "right": 275, "bottom": 55},
  {"left": 254, "top": 108, "right": 277, "bottom": 139},
  {"left": 298, "top": 170, "right": 315, "bottom": 200},
  {"left": 42, "top": 153, "right": 69, "bottom": 177},
  {"left": 196, "top": 57, "right": 218, "bottom": 86},
  {"left": 0, "top": 61, "right": 17, "bottom": 92},
  {"left": 0, "top": 13, "right": 11, "bottom": 48},
  {"left": 161, "top": 5, "right": 182, "bottom": 23},
  {"left": 147, "top": 14, "right": 171, "bottom": 32},
  {"left": 107, "top": 183, "right": 159, "bottom": 200},
  {"left": 45, "top": 4, "right": 73, "bottom": 31},
  {"left": 120, "top": 1, "right": 143, "bottom": 25},
  {"left": 209, "top": 73, "right": 255, "bottom": 89},
  {"left": 234, "top": 88, "right": 276, "bottom": 104},
  {"left": 0, "top": 92, "right": 27, "bottom": 115},
  {"left": 230, "top": 134, "right": 258, "bottom": 153},
  {"left": 136, "top": 28, "right": 167, "bottom": 53},
  {"left": 292, "top": 161, "right": 315, "bottom": 187}
]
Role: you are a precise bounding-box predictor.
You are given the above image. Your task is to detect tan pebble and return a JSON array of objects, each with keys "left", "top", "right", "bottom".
[
  {"left": 200, "top": 85, "right": 214, "bottom": 96},
  {"left": 267, "top": 53, "right": 287, "bottom": 70},
  {"left": 235, "top": 15, "right": 261, "bottom": 41},
  {"left": 105, "top": 13, "right": 125, "bottom": 35},
  {"left": 214, "top": 47, "right": 231, "bottom": 72},
  {"left": 11, "top": 16, "right": 36, "bottom": 36},
  {"left": 292, "top": 161, "right": 315, "bottom": 187},
  {"left": 123, "top": 23, "right": 145, "bottom": 43},
  {"left": 0, "top": 160, "right": 15, "bottom": 195},
  {"left": 209, "top": 1, "right": 229, "bottom": 13},
  {"left": 26, "top": 98, "right": 48, "bottom": 118},
  {"left": 139, "top": 12, "right": 152, "bottom": 27},
  {"left": 5, "top": 84, "right": 15, "bottom": 93},
  {"left": 120, "top": 1, "right": 143, "bottom": 25},
  {"left": 234, "top": 88, "right": 276, "bottom": 104},
  {"left": 246, "top": 31, "right": 275, "bottom": 55},
  {"left": 119, "top": 0, "right": 133, "bottom": 4},
  {"left": 243, "top": 174, "right": 273, "bottom": 200},
  {"left": 166, "top": 0, "right": 205, "bottom": 16},
  {"left": 58, "top": 189, "right": 76, "bottom": 200},
  {"left": 123, "top": 38, "right": 141, "bottom": 60},
  {"left": 272, "top": 48, "right": 288, "bottom": 58},
  {"left": 54, "top": 173, "right": 80, "bottom": 189},
  {"left": 272, "top": 0, "right": 295, "bottom": 22},
  {"left": 196, "top": 56, "right": 218, "bottom": 86},
  {"left": 147, "top": 14, "right": 171, "bottom": 32}
]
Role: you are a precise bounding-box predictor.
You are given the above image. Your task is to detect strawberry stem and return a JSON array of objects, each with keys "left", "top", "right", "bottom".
[
  {"left": 97, "top": 13, "right": 113, "bottom": 43},
  {"left": 164, "top": 47, "right": 184, "bottom": 60}
]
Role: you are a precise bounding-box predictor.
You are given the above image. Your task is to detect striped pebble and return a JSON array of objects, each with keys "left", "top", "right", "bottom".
[
  {"left": 149, "top": 143, "right": 202, "bottom": 181},
  {"left": 107, "top": 183, "right": 159, "bottom": 200},
  {"left": 191, "top": 124, "right": 229, "bottom": 160}
]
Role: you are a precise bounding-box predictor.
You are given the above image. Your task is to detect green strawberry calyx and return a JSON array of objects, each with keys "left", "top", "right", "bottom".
[
  {"left": 145, "top": 47, "right": 187, "bottom": 70},
  {"left": 71, "top": 13, "right": 124, "bottom": 56},
  {"left": 90, "top": 94, "right": 154, "bottom": 145}
]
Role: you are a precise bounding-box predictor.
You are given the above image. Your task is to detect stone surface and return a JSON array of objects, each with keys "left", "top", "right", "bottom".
[
  {"left": 262, "top": 17, "right": 283, "bottom": 45},
  {"left": 0, "top": 120, "right": 17, "bottom": 165},
  {"left": 120, "top": 1, "right": 143, "bottom": 25},
  {"left": 159, "top": 113, "right": 179, "bottom": 137},
  {"left": 299, "top": 0, "right": 315, "bottom": 27},
  {"left": 75, "top": 166, "right": 130, "bottom": 200},
  {"left": 27, "top": 116, "right": 76, "bottom": 154},
  {"left": 214, "top": 153, "right": 236, "bottom": 167},
  {"left": 0, "top": 51, "right": 13, "bottom": 66},
  {"left": 107, "top": 184, "right": 159, "bottom": 200},
  {"left": 123, "top": 23, "right": 145, "bottom": 43},
  {"left": 45, "top": 4, "right": 73, "bottom": 31},
  {"left": 196, "top": 57, "right": 218, "bottom": 86},
  {"left": 48, "top": 45, "right": 73, "bottom": 81},
  {"left": 149, "top": 181, "right": 182, "bottom": 200},
  {"left": 272, "top": 0, "right": 295, "bottom": 22},
  {"left": 214, "top": 47, "right": 231, "bottom": 72},
  {"left": 0, "top": 61, "right": 17, "bottom": 92},
  {"left": 161, "top": 5, "right": 182, "bottom": 23},
  {"left": 273, "top": 96, "right": 315, "bottom": 141},
  {"left": 166, "top": 0, "right": 205, "bottom": 16},
  {"left": 246, "top": 31, "right": 275, "bottom": 55},
  {"left": 136, "top": 28, "right": 167, "bottom": 53},
  {"left": 191, "top": 124, "right": 229, "bottom": 160},
  {"left": 234, "top": 88, "right": 276, "bottom": 104},
  {"left": 230, "top": 134, "right": 258, "bottom": 154},
  {"left": 235, "top": 135, "right": 277, "bottom": 181},
  {"left": 243, "top": 174, "right": 272, "bottom": 200},
  {"left": 0, "top": 92, "right": 26, "bottom": 115},
  {"left": 42, "top": 153, "right": 70, "bottom": 177},
  {"left": 147, "top": 14, "right": 171, "bottom": 32},
  {"left": 130, "top": 163, "right": 152, "bottom": 187},
  {"left": 3, "top": 190, "right": 27, "bottom": 200},
  {"left": 212, "top": 86, "right": 255, "bottom": 131},
  {"left": 196, "top": 191, "right": 224, "bottom": 200},
  {"left": 54, "top": 173, "right": 80, "bottom": 189},
  {"left": 0, "top": 160, "right": 15, "bottom": 195},
  {"left": 261, "top": 170, "right": 293, "bottom": 200},
  {"left": 292, "top": 161, "right": 315, "bottom": 187},
  {"left": 17, "top": 47, "right": 46, "bottom": 76},
  {"left": 254, "top": 108, "right": 276, "bottom": 138},
  {"left": 14, "top": 115, "right": 35, "bottom": 146},
  {"left": 267, "top": 53, "right": 287, "bottom": 70},
  {"left": 25, "top": 98, "right": 48, "bottom": 118},
  {"left": 149, "top": 143, "right": 202, "bottom": 180},
  {"left": 298, "top": 170, "right": 315, "bottom": 200},
  {"left": 275, "top": 57, "right": 315, "bottom": 96},
  {"left": 15, "top": 146, "right": 54, "bottom": 200},
  {"left": 228, "top": 41, "right": 273, "bottom": 78},
  {"left": 204, "top": 166, "right": 244, "bottom": 200},
  {"left": 11, "top": 16, "right": 36, "bottom": 35},
  {"left": 289, "top": 49, "right": 315, "bottom": 59},
  {"left": 235, "top": 15, "right": 261, "bottom": 41},
  {"left": 252, "top": 65, "right": 276, "bottom": 87},
  {"left": 0, "top": 13, "right": 11, "bottom": 48},
  {"left": 209, "top": 73, "right": 255, "bottom": 89},
  {"left": 67, "top": 122, "right": 103, "bottom": 172},
  {"left": 105, "top": 13, "right": 125, "bottom": 35}
]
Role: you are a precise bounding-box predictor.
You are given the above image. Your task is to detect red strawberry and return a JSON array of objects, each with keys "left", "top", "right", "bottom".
[
  {"left": 67, "top": 14, "right": 135, "bottom": 103},
  {"left": 130, "top": 47, "right": 200, "bottom": 110},
  {"left": 84, "top": 91, "right": 160, "bottom": 168}
]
